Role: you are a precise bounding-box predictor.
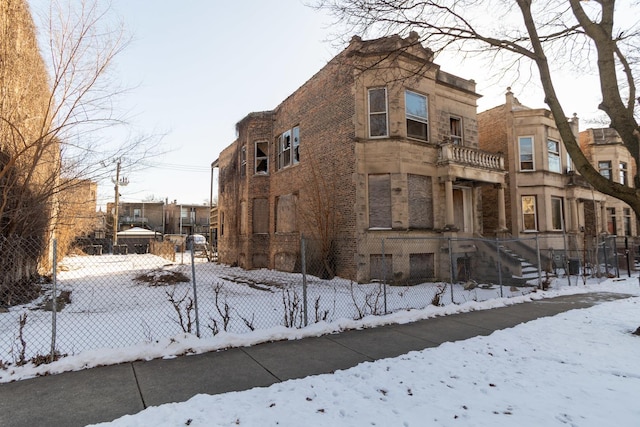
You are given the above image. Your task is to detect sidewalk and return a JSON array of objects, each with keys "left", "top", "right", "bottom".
[{"left": 0, "top": 292, "right": 631, "bottom": 427}]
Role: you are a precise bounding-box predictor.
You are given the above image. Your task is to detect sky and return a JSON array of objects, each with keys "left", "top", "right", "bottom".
[{"left": 27, "top": 0, "right": 609, "bottom": 207}]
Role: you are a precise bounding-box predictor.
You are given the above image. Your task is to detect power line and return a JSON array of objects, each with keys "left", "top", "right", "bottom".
[{"left": 139, "top": 161, "right": 211, "bottom": 173}]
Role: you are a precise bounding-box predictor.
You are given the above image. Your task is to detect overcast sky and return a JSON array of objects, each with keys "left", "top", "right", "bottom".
[{"left": 28, "top": 0, "right": 607, "bottom": 208}]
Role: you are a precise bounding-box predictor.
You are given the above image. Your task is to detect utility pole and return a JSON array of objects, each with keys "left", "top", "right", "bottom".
[{"left": 112, "top": 158, "right": 129, "bottom": 250}]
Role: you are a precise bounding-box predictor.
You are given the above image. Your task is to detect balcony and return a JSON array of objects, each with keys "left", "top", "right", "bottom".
[
  {"left": 438, "top": 143, "right": 504, "bottom": 170},
  {"left": 119, "top": 216, "right": 148, "bottom": 225},
  {"left": 437, "top": 143, "right": 505, "bottom": 185}
]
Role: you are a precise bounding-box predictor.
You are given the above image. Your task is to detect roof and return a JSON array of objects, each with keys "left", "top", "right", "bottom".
[{"left": 117, "top": 227, "right": 159, "bottom": 237}]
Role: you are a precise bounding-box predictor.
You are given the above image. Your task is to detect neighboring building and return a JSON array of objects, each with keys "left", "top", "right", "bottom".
[
  {"left": 478, "top": 90, "right": 635, "bottom": 258},
  {"left": 163, "top": 201, "right": 210, "bottom": 237},
  {"left": 56, "top": 178, "right": 98, "bottom": 253},
  {"left": 105, "top": 200, "right": 210, "bottom": 239},
  {"left": 579, "top": 127, "right": 638, "bottom": 237},
  {"left": 1, "top": 0, "right": 61, "bottom": 296},
  {"left": 214, "top": 33, "right": 507, "bottom": 283}
]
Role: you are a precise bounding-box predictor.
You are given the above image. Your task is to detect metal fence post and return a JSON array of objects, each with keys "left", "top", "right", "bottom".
[
  {"left": 496, "top": 237, "right": 503, "bottom": 298},
  {"left": 50, "top": 239, "right": 58, "bottom": 363},
  {"left": 613, "top": 236, "right": 620, "bottom": 278},
  {"left": 602, "top": 235, "right": 609, "bottom": 277},
  {"left": 625, "top": 236, "right": 631, "bottom": 277},
  {"left": 190, "top": 245, "right": 201, "bottom": 337},
  {"left": 301, "top": 234, "right": 308, "bottom": 326},
  {"left": 381, "top": 238, "right": 387, "bottom": 314},
  {"left": 535, "top": 234, "right": 542, "bottom": 289},
  {"left": 448, "top": 238, "right": 454, "bottom": 304},
  {"left": 562, "top": 228, "right": 571, "bottom": 286}
]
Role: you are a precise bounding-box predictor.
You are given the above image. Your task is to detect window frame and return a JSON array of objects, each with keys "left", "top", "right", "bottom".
[
  {"left": 368, "top": 87, "right": 388, "bottom": 138},
  {"left": 240, "top": 145, "right": 247, "bottom": 177},
  {"left": 276, "top": 126, "right": 300, "bottom": 171},
  {"left": 405, "top": 90, "right": 429, "bottom": 142},
  {"left": 254, "top": 141, "right": 269, "bottom": 175},
  {"left": 619, "top": 161, "right": 628, "bottom": 186},
  {"left": 547, "top": 139, "right": 561, "bottom": 173},
  {"left": 623, "top": 208, "right": 632, "bottom": 236},
  {"left": 518, "top": 136, "right": 535, "bottom": 171},
  {"left": 368, "top": 174, "right": 392, "bottom": 229},
  {"left": 598, "top": 160, "right": 612, "bottom": 180},
  {"left": 521, "top": 195, "right": 537, "bottom": 231},
  {"left": 449, "top": 115, "right": 463, "bottom": 145},
  {"left": 607, "top": 207, "right": 617, "bottom": 235},
  {"left": 550, "top": 196, "right": 564, "bottom": 231}
]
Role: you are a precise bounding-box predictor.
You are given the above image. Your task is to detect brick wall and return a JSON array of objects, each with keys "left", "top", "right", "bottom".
[{"left": 478, "top": 105, "right": 510, "bottom": 234}]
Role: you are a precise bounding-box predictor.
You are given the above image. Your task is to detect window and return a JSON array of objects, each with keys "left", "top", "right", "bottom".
[
  {"left": 292, "top": 126, "right": 300, "bottom": 164},
  {"left": 522, "top": 196, "right": 537, "bottom": 231},
  {"left": 547, "top": 140, "right": 561, "bottom": 173},
  {"left": 240, "top": 145, "right": 246, "bottom": 177},
  {"left": 551, "top": 197, "right": 563, "bottom": 230},
  {"left": 519, "top": 137, "right": 534, "bottom": 170},
  {"left": 566, "top": 151, "right": 573, "bottom": 173},
  {"left": 624, "top": 208, "right": 632, "bottom": 236},
  {"left": 253, "top": 198, "right": 269, "bottom": 234},
  {"left": 409, "top": 253, "right": 434, "bottom": 281},
  {"left": 255, "top": 141, "right": 268, "bottom": 174},
  {"left": 599, "top": 161, "right": 612, "bottom": 180},
  {"left": 370, "top": 254, "right": 392, "bottom": 281},
  {"left": 607, "top": 207, "right": 617, "bottom": 234},
  {"left": 276, "top": 126, "right": 300, "bottom": 170},
  {"left": 405, "top": 90, "right": 428, "bottom": 141},
  {"left": 450, "top": 116, "right": 462, "bottom": 145},
  {"left": 408, "top": 174, "right": 433, "bottom": 229},
  {"left": 368, "top": 174, "right": 392, "bottom": 228},
  {"left": 276, "top": 193, "right": 297, "bottom": 233},
  {"left": 619, "top": 162, "right": 628, "bottom": 186},
  {"left": 368, "top": 88, "right": 388, "bottom": 137},
  {"left": 133, "top": 208, "right": 141, "bottom": 218},
  {"left": 240, "top": 201, "right": 247, "bottom": 235},
  {"left": 277, "top": 130, "right": 291, "bottom": 170}
]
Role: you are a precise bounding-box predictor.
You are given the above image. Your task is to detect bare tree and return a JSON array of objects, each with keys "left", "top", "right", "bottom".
[
  {"left": 316, "top": 0, "right": 640, "bottom": 214},
  {"left": 0, "top": 0, "right": 157, "bottom": 305},
  {"left": 298, "top": 143, "right": 341, "bottom": 279}
]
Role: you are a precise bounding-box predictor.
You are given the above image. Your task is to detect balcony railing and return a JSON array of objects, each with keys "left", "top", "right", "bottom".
[
  {"left": 438, "top": 143, "right": 504, "bottom": 170},
  {"left": 120, "top": 216, "right": 148, "bottom": 224}
]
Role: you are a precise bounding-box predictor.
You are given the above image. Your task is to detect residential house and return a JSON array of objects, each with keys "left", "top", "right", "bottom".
[
  {"left": 579, "top": 127, "right": 638, "bottom": 238},
  {"left": 163, "top": 201, "right": 210, "bottom": 237},
  {"left": 478, "top": 90, "right": 636, "bottom": 264},
  {"left": 106, "top": 200, "right": 210, "bottom": 239},
  {"left": 214, "top": 33, "right": 507, "bottom": 283}
]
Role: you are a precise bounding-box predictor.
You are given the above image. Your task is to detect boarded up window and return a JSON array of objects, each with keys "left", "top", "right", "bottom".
[
  {"left": 368, "top": 174, "right": 391, "bottom": 228},
  {"left": 408, "top": 174, "right": 433, "bottom": 228},
  {"left": 409, "top": 253, "right": 434, "bottom": 281},
  {"left": 239, "top": 201, "right": 247, "bottom": 235},
  {"left": 276, "top": 194, "right": 297, "bottom": 233},
  {"left": 370, "top": 254, "right": 392, "bottom": 281},
  {"left": 253, "top": 198, "right": 269, "bottom": 234}
]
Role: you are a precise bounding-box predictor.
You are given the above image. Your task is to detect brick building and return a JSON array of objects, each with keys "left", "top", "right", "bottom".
[
  {"left": 478, "top": 90, "right": 637, "bottom": 258},
  {"left": 214, "top": 33, "right": 508, "bottom": 282},
  {"left": 579, "top": 127, "right": 638, "bottom": 237},
  {"left": 106, "top": 200, "right": 210, "bottom": 238}
]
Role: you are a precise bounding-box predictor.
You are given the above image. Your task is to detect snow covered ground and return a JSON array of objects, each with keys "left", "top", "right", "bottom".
[
  {"left": 90, "top": 278, "right": 640, "bottom": 427},
  {"left": 1, "top": 252, "right": 540, "bottom": 378}
]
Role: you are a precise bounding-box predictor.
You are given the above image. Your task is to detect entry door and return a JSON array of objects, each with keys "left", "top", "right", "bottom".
[{"left": 453, "top": 188, "right": 473, "bottom": 233}]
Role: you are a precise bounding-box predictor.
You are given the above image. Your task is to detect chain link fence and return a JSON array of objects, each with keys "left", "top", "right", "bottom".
[{"left": 0, "top": 232, "right": 633, "bottom": 369}]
